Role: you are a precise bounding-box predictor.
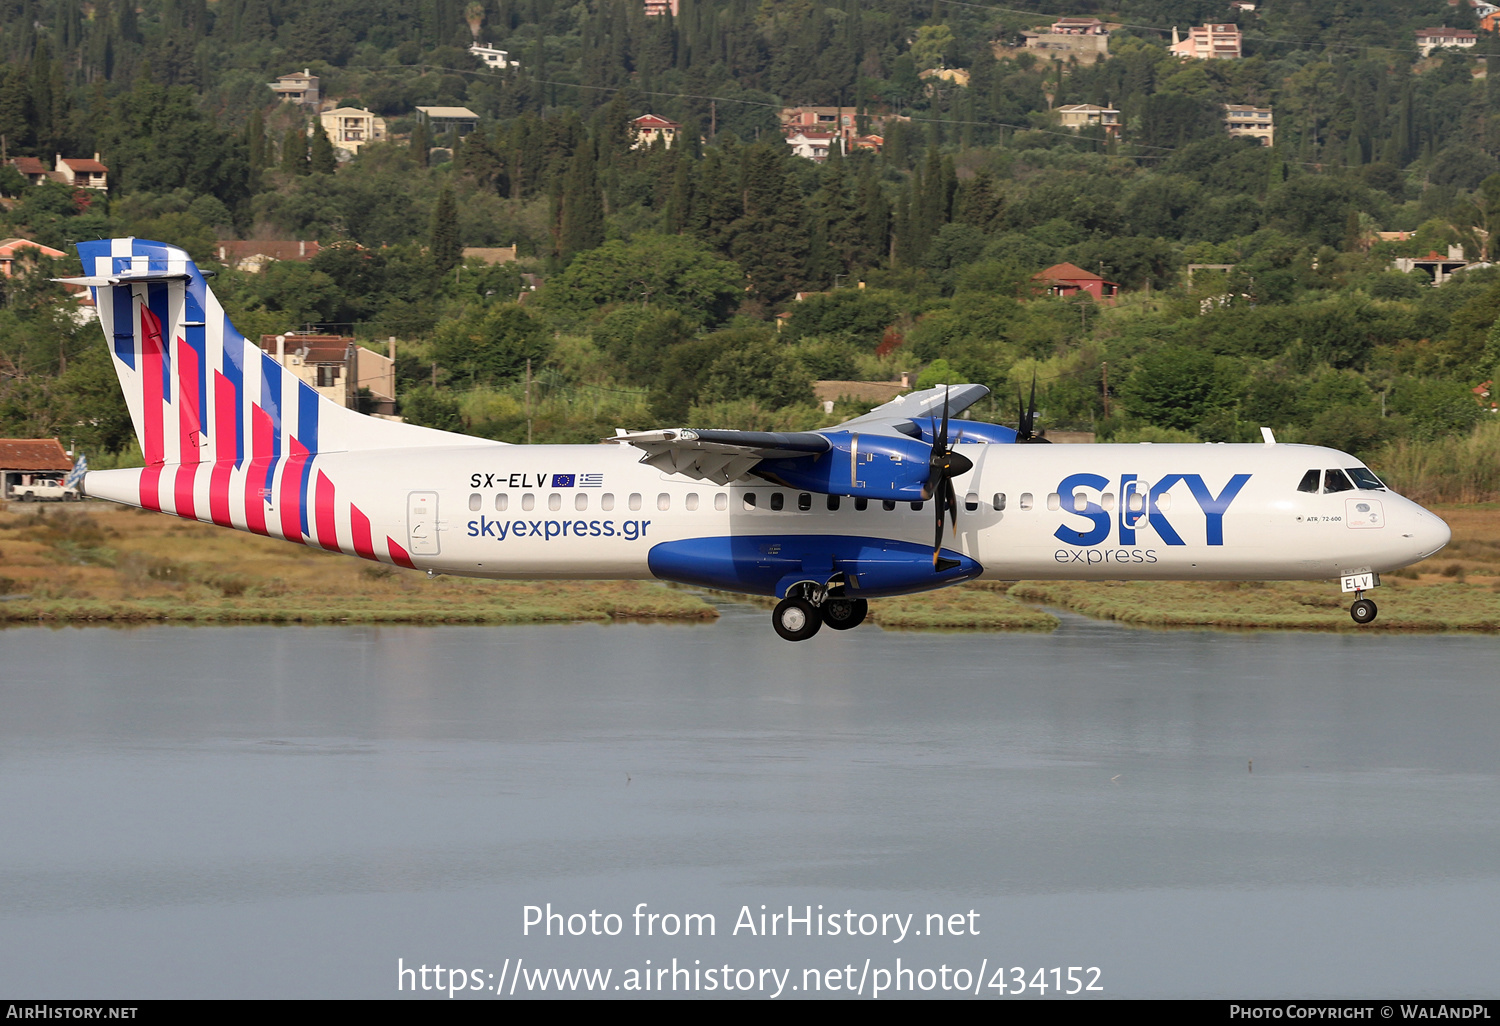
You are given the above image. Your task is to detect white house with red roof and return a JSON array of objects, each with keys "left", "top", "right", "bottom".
[
  {"left": 0, "top": 238, "right": 66, "bottom": 276},
  {"left": 630, "top": 114, "right": 681, "bottom": 149},
  {"left": 1415, "top": 27, "right": 1478, "bottom": 57},
  {"left": 56, "top": 153, "right": 108, "bottom": 190}
]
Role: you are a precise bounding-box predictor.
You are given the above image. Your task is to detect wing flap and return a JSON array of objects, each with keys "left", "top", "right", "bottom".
[{"left": 609, "top": 428, "right": 830, "bottom": 483}]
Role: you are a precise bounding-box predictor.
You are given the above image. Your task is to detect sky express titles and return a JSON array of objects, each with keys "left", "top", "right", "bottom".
[{"left": 1053, "top": 472, "right": 1252, "bottom": 548}]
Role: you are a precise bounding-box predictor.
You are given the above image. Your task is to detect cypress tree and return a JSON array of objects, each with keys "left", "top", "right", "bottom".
[
  {"left": 281, "top": 123, "right": 309, "bottom": 176},
  {"left": 559, "top": 137, "right": 605, "bottom": 263},
  {"left": 431, "top": 186, "right": 461, "bottom": 275},
  {"left": 411, "top": 118, "right": 430, "bottom": 165},
  {"left": 309, "top": 124, "right": 337, "bottom": 174}
]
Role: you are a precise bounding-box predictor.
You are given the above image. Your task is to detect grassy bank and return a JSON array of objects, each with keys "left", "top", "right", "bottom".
[{"left": 1, "top": 500, "right": 1494, "bottom": 632}]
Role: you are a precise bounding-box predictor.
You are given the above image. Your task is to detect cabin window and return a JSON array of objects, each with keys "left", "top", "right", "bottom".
[
  {"left": 798, "top": 493, "right": 812, "bottom": 511},
  {"left": 1347, "top": 467, "right": 1386, "bottom": 491},
  {"left": 1157, "top": 492, "right": 1172, "bottom": 510},
  {"left": 743, "top": 492, "right": 757, "bottom": 510},
  {"left": 965, "top": 492, "right": 980, "bottom": 512},
  {"left": 714, "top": 493, "right": 728, "bottom": 511},
  {"left": 468, "top": 493, "right": 481, "bottom": 511},
  {"left": 1071, "top": 492, "right": 1088, "bottom": 513},
  {"left": 628, "top": 493, "right": 642, "bottom": 511},
  {"left": 495, "top": 494, "right": 508, "bottom": 512},
  {"left": 1297, "top": 469, "right": 1321, "bottom": 493},
  {"left": 1046, "top": 493, "right": 1061, "bottom": 511},
  {"left": 1102, "top": 492, "right": 1116, "bottom": 511},
  {"left": 657, "top": 493, "right": 671, "bottom": 511},
  {"left": 521, "top": 493, "right": 535, "bottom": 511},
  {"left": 548, "top": 493, "right": 562, "bottom": 511},
  {"left": 855, "top": 497, "right": 868, "bottom": 511},
  {"left": 1019, "top": 493, "right": 1034, "bottom": 511},
  {"left": 686, "top": 493, "right": 699, "bottom": 511},
  {"left": 827, "top": 495, "right": 841, "bottom": 511},
  {"left": 770, "top": 492, "right": 785, "bottom": 511},
  {"left": 993, "top": 493, "right": 1006, "bottom": 511},
  {"left": 601, "top": 493, "right": 614, "bottom": 511},
  {"left": 1126, "top": 492, "right": 1145, "bottom": 514},
  {"left": 1324, "top": 469, "right": 1354, "bottom": 494},
  {"left": 882, "top": 499, "right": 896, "bottom": 511},
  {"left": 575, "top": 493, "right": 588, "bottom": 511}
]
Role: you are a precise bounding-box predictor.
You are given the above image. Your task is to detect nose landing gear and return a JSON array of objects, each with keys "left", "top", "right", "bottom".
[{"left": 1349, "top": 597, "right": 1378, "bottom": 624}]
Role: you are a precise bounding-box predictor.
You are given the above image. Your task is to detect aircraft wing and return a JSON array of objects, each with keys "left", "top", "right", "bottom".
[
  {"left": 607, "top": 428, "right": 831, "bottom": 484},
  {"left": 607, "top": 384, "right": 990, "bottom": 484}
]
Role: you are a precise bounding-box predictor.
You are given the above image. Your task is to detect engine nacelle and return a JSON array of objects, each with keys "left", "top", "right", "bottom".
[
  {"left": 756, "top": 431, "right": 935, "bottom": 501},
  {"left": 909, "top": 417, "right": 1019, "bottom": 445},
  {"left": 647, "top": 534, "right": 983, "bottom": 598}
]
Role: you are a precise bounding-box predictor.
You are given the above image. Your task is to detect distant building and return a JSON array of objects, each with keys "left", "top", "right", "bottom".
[
  {"left": 1170, "top": 24, "right": 1243, "bottom": 59},
  {"left": 786, "top": 130, "right": 838, "bottom": 162},
  {"left": 260, "top": 333, "right": 396, "bottom": 415},
  {"left": 1056, "top": 103, "right": 1121, "bottom": 137},
  {"left": 1049, "top": 17, "right": 1107, "bottom": 34},
  {"left": 630, "top": 114, "right": 681, "bottom": 150},
  {"left": 0, "top": 438, "right": 73, "bottom": 500},
  {"left": 417, "top": 106, "right": 481, "bottom": 138},
  {"left": 1415, "top": 27, "right": 1478, "bottom": 57},
  {"left": 779, "top": 106, "right": 900, "bottom": 144},
  {"left": 643, "top": 0, "right": 679, "bottom": 14},
  {"left": 468, "top": 43, "right": 518, "bottom": 70},
  {"left": 1020, "top": 27, "right": 1110, "bottom": 63},
  {"left": 462, "top": 246, "right": 518, "bottom": 265},
  {"left": 5, "top": 156, "right": 48, "bottom": 186},
  {"left": 0, "top": 238, "right": 66, "bottom": 276},
  {"left": 269, "top": 69, "right": 320, "bottom": 109},
  {"left": 1228, "top": 1, "right": 1257, "bottom": 11},
  {"left": 1392, "top": 247, "right": 1472, "bottom": 285},
  {"left": 1032, "top": 262, "right": 1121, "bottom": 303},
  {"left": 215, "top": 240, "right": 322, "bottom": 273},
  {"left": 55, "top": 154, "right": 108, "bottom": 190},
  {"left": 318, "top": 108, "right": 387, "bottom": 155},
  {"left": 1223, "top": 104, "right": 1274, "bottom": 146}
]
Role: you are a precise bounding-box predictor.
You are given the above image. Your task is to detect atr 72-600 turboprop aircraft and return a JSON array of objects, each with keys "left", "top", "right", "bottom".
[{"left": 65, "top": 239, "right": 1452, "bottom": 640}]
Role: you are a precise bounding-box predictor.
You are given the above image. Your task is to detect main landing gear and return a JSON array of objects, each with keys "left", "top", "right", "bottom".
[{"left": 771, "top": 587, "right": 868, "bottom": 641}]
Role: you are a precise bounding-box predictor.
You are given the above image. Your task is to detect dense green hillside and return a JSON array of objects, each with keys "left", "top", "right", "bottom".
[{"left": 1, "top": 0, "right": 1498, "bottom": 499}]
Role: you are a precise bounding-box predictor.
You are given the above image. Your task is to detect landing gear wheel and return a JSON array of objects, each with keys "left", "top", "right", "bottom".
[
  {"left": 1350, "top": 598, "right": 1378, "bottom": 625},
  {"left": 822, "top": 597, "right": 868, "bottom": 631},
  {"left": 772, "top": 597, "right": 822, "bottom": 641}
]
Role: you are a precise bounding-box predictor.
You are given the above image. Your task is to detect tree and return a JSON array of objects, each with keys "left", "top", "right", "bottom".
[
  {"left": 544, "top": 234, "right": 744, "bottom": 326},
  {"left": 559, "top": 137, "right": 604, "bottom": 263},
  {"left": 308, "top": 124, "right": 337, "bottom": 174},
  {"left": 281, "top": 123, "right": 309, "bottom": 176},
  {"left": 1118, "top": 347, "right": 1238, "bottom": 432},
  {"left": 431, "top": 304, "right": 549, "bottom": 385},
  {"left": 430, "top": 186, "right": 461, "bottom": 275}
]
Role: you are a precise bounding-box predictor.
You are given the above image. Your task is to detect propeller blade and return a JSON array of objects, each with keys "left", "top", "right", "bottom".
[{"left": 944, "top": 477, "right": 958, "bottom": 531}]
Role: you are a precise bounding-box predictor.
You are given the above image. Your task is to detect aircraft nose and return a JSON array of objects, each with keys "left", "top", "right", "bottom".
[{"left": 1407, "top": 507, "right": 1451, "bottom": 561}]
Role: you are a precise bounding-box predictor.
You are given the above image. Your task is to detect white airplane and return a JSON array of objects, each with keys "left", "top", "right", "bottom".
[{"left": 64, "top": 239, "right": 1452, "bottom": 640}]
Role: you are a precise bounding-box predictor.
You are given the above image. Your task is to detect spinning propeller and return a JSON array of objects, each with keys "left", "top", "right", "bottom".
[
  {"left": 1016, "top": 374, "right": 1051, "bottom": 444},
  {"left": 925, "top": 387, "right": 973, "bottom": 571}
]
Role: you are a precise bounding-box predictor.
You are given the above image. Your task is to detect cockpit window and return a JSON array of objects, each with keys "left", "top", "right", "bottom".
[
  {"left": 1296, "top": 469, "right": 1320, "bottom": 493},
  {"left": 1346, "top": 467, "right": 1386, "bottom": 491},
  {"left": 1324, "top": 469, "right": 1355, "bottom": 493}
]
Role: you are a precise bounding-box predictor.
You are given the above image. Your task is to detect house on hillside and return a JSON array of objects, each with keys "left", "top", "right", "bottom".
[
  {"left": 0, "top": 238, "right": 66, "bottom": 276},
  {"left": 1049, "top": 17, "right": 1107, "bottom": 34},
  {"left": 1223, "top": 104, "right": 1274, "bottom": 146},
  {"left": 1415, "top": 27, "right": 1477, "bottom": 57},
  {"left": 1032, "top": 263, "right": 1121, "bottom": 303},
  {"left": 630, "top": 114, "right": 681, "bottom": 149},
  {"left": 1170, "top": 24, "right": 1242, "bottom": 59},
  {"left": 260, "top": 333, "right": 396, "bottom": 415},
  {"left": 1392, "top": 248, "right": 1473, "bottom": 285},
  {"left": 643, "top": 0, "right": 679, "bottom": 14},
  {"left": 1056, "top": 103, "right": 1121, "bottom": 137},
  {"left": 215, "top": 240, "right": 322, "bottom": 273},
  {"left": 469, "top": 43, "right": 518, "bottom": 69},
  {"left": 270, "top": 69, "right": 320, "bottom": 109},
  {"left": 786, "top": 130, "right": 838, "bottom": 162},
  {"left": 318, "top": 108, "right": 387, "bottom": 155},
  {"left": 417, "top": 106, "right": 480, "bottom": 138},
  {"left": 6, "top": 157, "right": 49, "bottom": 186},
  {"left": 56, "top": 154, "right": 108, "bottom": 190}
]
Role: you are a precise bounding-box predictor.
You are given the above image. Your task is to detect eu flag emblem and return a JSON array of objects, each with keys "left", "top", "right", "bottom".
[{"left": 552, "top": 474, "right": 576, "bottom": 487}]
